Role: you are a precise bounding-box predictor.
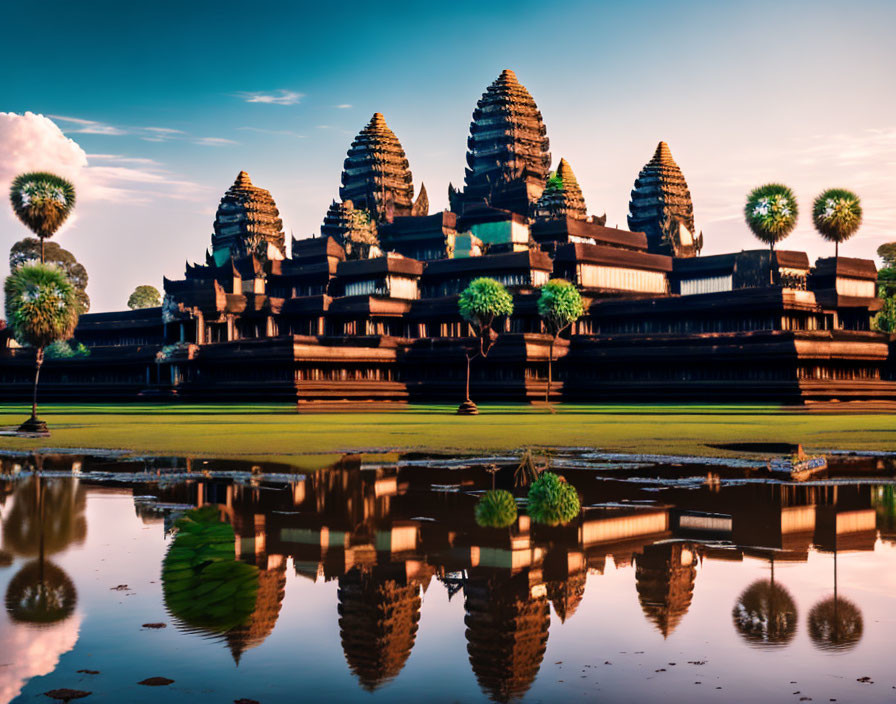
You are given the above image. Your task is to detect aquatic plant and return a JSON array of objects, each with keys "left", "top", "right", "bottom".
[
  {"left": 812, "top": 188, "right": 862, "bottom": 258},
  {"left": 162, "top": 507, "right": 259, "bottom": 633},
  {"left": 475, "top": 489, "right": 518, "bottom": 528},
  {"left": 526, "top": 472, "right": 580, "bottom": 526},
  {"left": 514, "top": 448, "right": 550, "bottom": 487}
]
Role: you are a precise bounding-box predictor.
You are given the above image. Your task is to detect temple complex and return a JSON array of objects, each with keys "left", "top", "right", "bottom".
[{"left": 1, "top": 69, "right": 894, "bottom": 404}]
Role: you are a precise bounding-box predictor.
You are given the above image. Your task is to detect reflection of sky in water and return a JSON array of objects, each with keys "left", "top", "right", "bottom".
[{"left": 0, "top": 474, "right": 894, "bottom": 703}]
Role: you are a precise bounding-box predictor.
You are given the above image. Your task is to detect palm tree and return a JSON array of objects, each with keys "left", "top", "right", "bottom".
[
  {"left": 9, "top": 172, "right": 77, "bottom": 263},
  {"left": 4, "top": 263, "right": 80, "bottom": 434},
  {"left": 812, "top": 188, "right": 862, "bottom": 260},
  {"left": 744, "top": 184, "right": 798, "bottom": 285}
]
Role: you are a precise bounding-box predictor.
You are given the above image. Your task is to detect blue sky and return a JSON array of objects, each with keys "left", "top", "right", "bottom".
[{"left": 2, "top": 0, "right": 895, "bottom": 311}]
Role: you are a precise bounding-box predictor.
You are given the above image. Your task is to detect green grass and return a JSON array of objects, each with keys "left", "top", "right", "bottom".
[{"left": 0, "top": 403, "right": 893, "bottom": 465}]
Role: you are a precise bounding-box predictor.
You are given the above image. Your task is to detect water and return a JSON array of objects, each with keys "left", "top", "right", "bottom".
[{"left": 1, "top": 450, "right": 896, "bottom": 703}]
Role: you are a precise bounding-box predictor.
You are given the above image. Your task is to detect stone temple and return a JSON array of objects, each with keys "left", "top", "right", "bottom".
[{"left": 1, "top": 69, "right": 894, "bottom": 403}]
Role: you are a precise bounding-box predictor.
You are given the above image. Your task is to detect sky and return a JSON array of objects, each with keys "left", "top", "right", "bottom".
[{"left": 1, "top": 0, "right": 895, "bottom": 312}]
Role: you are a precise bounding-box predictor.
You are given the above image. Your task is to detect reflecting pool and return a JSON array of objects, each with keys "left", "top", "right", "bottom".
[{"left": 1, "top": 450, "right": 896, "bottom": 702}]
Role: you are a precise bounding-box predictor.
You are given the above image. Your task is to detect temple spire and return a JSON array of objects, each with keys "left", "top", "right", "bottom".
[
  {"left": 210, "top": 170, "right": 285, "bottom": 263},
  {"left": 533, "top": 157, "right": 587, "bottom": 221},
  {"left": 339, "top": 112, "right": 415, "bottom": 223}
]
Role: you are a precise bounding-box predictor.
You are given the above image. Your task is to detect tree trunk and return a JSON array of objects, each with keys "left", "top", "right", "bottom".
[
  {"left": 465, "top": 353, "right": 472, "bottom": 402},
  {"left": 546, "top": 338, "right": 554, "bottom": 403},
  {"left": 835, "top": 241, "right": 839, "bottom": 261},
  {"left": 769, "top": 243, "right": 775, "bottom": 286},
  {"left": 31, "top": 347, "right": 44, "bottom": 420},
  {"left": 40, "top": 237, "right": 45, "bottom": 264}
]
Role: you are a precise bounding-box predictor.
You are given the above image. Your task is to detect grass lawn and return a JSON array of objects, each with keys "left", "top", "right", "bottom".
[{"left": 0, "top": 402, "right": 893, "bottom": 465}]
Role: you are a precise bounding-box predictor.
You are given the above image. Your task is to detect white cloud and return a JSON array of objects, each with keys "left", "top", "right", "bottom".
[
  {"left": 193, "top": 137, "right": 238, "bottom": 147},
  {"left": 335, "top": 104, "right": 352, "bottom": 109},
  {"left": 236, "top": 90, "right": 303, "bottom": 106},
  {"left": 48, "top": 114, "right": 127, "bottom": 136},
  {"left": 237, "top": 126, "right": 305, "bottom": 139},
  {"left": 0, "top": 112, "right": 208, "bottom": 206}
]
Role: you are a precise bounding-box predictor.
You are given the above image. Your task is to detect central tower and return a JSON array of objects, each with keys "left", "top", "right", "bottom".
[{"left": 452, "top": 69, "right": 551, "bottom": 217}]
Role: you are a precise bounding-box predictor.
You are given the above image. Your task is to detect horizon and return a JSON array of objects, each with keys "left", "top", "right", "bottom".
[{"left": 2, "top": 0, "right": 895, "bottom": 312}]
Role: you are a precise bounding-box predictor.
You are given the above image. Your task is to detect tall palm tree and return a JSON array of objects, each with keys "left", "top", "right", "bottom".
[
  {"left": 744, "top": 184, "right": 798, "bottom": 285},
  {"left": 9, "top": 172, "right": 77, "bottom": 263},
  {"left": 4, "top": 263, "right": 80, "bottom": 433},
  {"left": 812, "top": 188, "right": 862, "bottom": 260}
]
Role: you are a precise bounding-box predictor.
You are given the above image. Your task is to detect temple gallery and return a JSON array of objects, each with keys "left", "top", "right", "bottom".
[{"left": 2, "top": 70, "right": 893, "bottom": 403}]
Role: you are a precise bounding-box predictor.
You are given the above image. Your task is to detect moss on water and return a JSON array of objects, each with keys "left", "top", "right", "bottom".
[{"left": 0, "top": 402, "right": 893, "bottom": 462}]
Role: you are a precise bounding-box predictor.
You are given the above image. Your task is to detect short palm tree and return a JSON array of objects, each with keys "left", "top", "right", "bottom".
[
  {"left": 812, "top": 188, "right": 862, "bottom": 260},
  {"left": 10, "top": 172, "right": 77, "bottom": 263},
  {"left": 745, "top": 183, "right": 799, "bottom": 284},
  {"left": 537, "top": 279, "right": 584, "bottom": 403},
  {"left": 4, "top": 264, "right": 80, "bottom": 433}
]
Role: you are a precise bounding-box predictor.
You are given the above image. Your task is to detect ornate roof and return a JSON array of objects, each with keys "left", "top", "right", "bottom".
[
  {"left": 628, "top": 142, "right": 698, "bottom": 257},
  {"left": 339, "top": 113, "right": 416, "bottom": 223},
  {"left": 211, "top": 171, "right": 285, "bottom": 261},
  {"left": 456, "top": 69, "right": 551, "bottom": 217},
  {"left": 533, "top": 158, "right": 587, "bottom": 221}
]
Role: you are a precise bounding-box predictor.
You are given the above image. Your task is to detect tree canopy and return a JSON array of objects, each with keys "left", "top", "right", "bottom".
[
  {"left": 526, "top": 472, "right": 581, "bottom": 526},
  {"left": 458, "top": 277, "right": 514, "bottom": 330},
  {"left": 10, "top": 238, "right": 89, "bottom": 314},
  {"left": 812, "top": 188, "right": 862, "bottom": 244},
  {"left": 877, "top": 242, "right": 896, "bottom": 268},
  {"left": 744, "top": 183, "right": 798, "bottom": 247},
  {"left": 537, "top": 279, "right": 584, "bottom": 336},
  {"left": 4, "top": 263, "right": 79, "bottom": 349},
  {"left": 128, "top": 284, "right": 162, "bottom": 310},
  {"left": 9, "top": 172, "right": 76, "bottom": 240}
]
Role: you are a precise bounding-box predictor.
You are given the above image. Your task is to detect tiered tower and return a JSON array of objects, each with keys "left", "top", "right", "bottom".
[
  {"left": 339, "top": 113, "right": 417, "bottom": 223},
  {"left": 453, "top": 69, "right": 551, "bottom": 217},
  {"left": 635, "top": 542, "right": 698, "bottom": 638},
  {"left": 211, "top": 171, "right": 285, "bottom": 264},
  {"left": 628, "top": 142, "right": 699, "bottom": 257},
  {"left": 320, "top": 200, "right": 380, "bottom": 259},
  {"left": 533, "top": 158, "right": 587, "bottom": 221}
]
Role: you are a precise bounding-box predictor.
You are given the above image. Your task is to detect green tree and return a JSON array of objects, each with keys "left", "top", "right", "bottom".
[
  {"left": 526, "top": 472, "right": 581, "bottom": 526},
  {"left": 4, "top": 264, "right": 80, "bottom": 433},
  {"left": 127, "top": 284, "right": 162, "bottom": 310},
  {"left": 10, "top": 238, "right": 90, "bottom": 314},
  {"left": 475, "top": 490, "right": 518, "bottom": 528},
  {"left": 812, "top": 188, "right": 862, "bottom": 259},
  {"left": 537, "top": 279, "right": 584, "bottom": 403},
  {"left": 877, "top": 242, "right": 896, "bottom": 269},
  {"left": 457, "top": 277, "right": 514, "bottom": 413},
  {"left": 745, "top": 184, "right": 799, "bottom": 284},
  {"left": 9, "top": 172, "right": 76, "bottom": 263}
]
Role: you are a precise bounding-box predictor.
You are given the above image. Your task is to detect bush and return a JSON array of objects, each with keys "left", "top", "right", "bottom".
[
  {"left": 527, "top": 472, "right": 580, "bottom": 526},
  {"left": 475, "top": 489, "right": 518, "bottom": 528}
]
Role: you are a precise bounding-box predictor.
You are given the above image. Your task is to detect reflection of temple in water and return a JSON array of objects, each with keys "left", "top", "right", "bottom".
[
  {"left": 464, "top": 571, "right": 550, "bottom": 703},
  {"left": 338, "top": 566, "right": 423, "bottom": 690},
  {"left": 3, "top": 450, "right": 894, "bottom": 697},
  {"left": 635, "top": 542, "right": 698, "bottom": 638}
]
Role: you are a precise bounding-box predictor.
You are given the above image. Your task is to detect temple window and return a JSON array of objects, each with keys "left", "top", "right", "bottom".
[
  {"left": 579, "top": 264, "right": 668, "bottom": 293},
  {"left": 680, "top": 274, "right": 733, "bottom": 296},
  {"left": 835, "top": 277, "right": 875, "bottom": 298}
]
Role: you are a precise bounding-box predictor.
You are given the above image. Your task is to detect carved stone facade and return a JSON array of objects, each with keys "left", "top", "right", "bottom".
[
  {"left": 628, "top": 142, "right": 700, "bottom": 257},
  {"left": 211, "top": 171, "right": 285, "bottom": 263}
]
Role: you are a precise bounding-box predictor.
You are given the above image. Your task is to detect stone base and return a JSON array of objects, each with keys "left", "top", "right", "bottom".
[
  {"left": 18, "top": 416, "right": 49, "bottom": 435},
  {"left": 456, "top": 400, "right": 479, "bottom": 415}
]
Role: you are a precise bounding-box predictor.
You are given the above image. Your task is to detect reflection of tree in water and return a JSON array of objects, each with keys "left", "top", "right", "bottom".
[
  {"left": 732, "top": 572, "right": 798, "bottom": 648},
  {"left": 635, "top": 542, "right": 697, "bottom": 638},
  {"left": 337, "top": 567, "right": 422, "bottom": 691},
  {"left": 808, "top": 596, "right": 863, "bottom": 651},
  {"left": 547, "top": 572, "right": 586, "bottom": 624},
  {"left": 5, "top": 560, "right": 77, "bottom": 625},
  {"left": 2, "top": 477, "right": 86, "bottom": 557},
  {"left": 464, "top": 574, "right": 550, "bottom": 703},
  {"left": 161, "top": 507, "right": 263, "bottom": 653}
]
